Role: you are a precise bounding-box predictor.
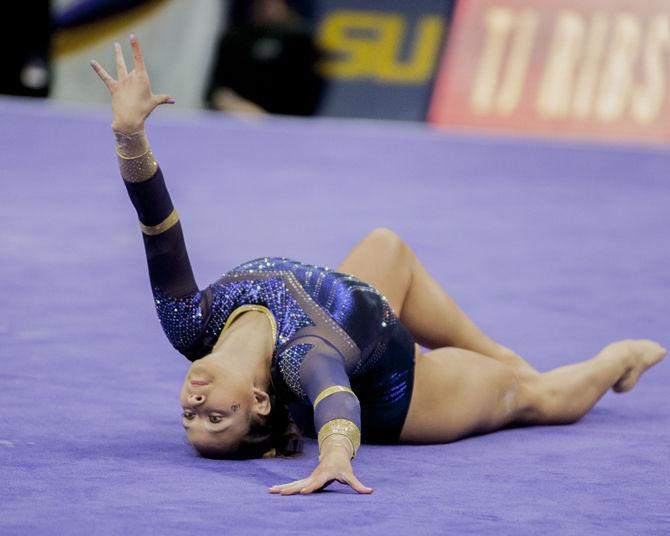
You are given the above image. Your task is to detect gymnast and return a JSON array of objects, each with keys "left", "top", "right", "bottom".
[{"left": 91, "top": 36, "right": 666, "bottom": 495}]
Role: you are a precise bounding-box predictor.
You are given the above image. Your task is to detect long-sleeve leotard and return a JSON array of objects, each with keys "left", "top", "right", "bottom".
[{"left": 120, "top": 151, "right": 410, "bottom": 446}]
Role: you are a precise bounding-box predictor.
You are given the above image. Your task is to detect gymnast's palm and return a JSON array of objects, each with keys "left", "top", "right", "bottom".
[{"left": 90, "top": 35, "right": 173, "bottom": 134}]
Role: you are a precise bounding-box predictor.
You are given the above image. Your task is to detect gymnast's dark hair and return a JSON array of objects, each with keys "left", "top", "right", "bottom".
[{"left": 195, "top": 380, "right": 303, "bottom": 460}]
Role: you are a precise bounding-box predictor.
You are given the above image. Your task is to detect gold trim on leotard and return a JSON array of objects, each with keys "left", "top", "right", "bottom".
[
  {"left": 139, "top": 208, "right": 179, "bottom": 236},
  {"left": 313, "top": 385, "right": 358, "bottom": 410},
  {"left": 221, "top": 305, "right": 278, "bottom": 347}
]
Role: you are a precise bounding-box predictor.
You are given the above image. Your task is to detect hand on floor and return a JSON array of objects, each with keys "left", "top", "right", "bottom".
[{"left": 268, "top": 444, "right": 373, "bottom": 495}]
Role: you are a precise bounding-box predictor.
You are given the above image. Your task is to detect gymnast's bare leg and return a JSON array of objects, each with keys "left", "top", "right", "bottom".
[
  {"left": 398, "top": 341, "right": 665, "bottom": 443},
  {"left": 337, "top": 228, "right": 666, "bottom": 444},
  {"left": 337, "top": 227, "right": 538, "bottom": 377}
]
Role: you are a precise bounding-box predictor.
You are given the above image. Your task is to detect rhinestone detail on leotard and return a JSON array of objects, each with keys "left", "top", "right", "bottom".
[
  {"left": 277, "top": 343, "right": 313, "bottom": 400},
  {"left": 153, "top": 257, "right": 401, "bottom": 394},
  {"left": 153, "top": 287, "right": 205, "bottom": 350}
]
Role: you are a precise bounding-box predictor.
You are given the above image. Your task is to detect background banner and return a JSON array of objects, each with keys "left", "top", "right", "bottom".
[
  {"left": 429, "top": 0, "right": 670, "bottom": 143},
  {"left": 314, "top": 0, "right": 454, "bottom": 120}
]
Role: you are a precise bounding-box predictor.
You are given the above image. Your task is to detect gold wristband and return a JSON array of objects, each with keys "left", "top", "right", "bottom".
[
  {"left": 313, "top": 386, "right": 358, "bottom": 410},
  {"left": 140, "top": 208, "right": 179, "bottom": 236},
  {"left": 117, "top": 148, "right": 158, "bottom": 183},
  {"left": 317, "top": 419, "right": 361, "bottom": 459},
  {"left": 114, "top": 130, "right": 158, "bottom": 183}
]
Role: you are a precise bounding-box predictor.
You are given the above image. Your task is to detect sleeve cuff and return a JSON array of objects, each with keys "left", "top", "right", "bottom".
[
  {"left": 114, "top": 129, "right": 157, "bottom": 183},
  {"left": 317, "top": 418, "right": 361, "bottom": 459}
]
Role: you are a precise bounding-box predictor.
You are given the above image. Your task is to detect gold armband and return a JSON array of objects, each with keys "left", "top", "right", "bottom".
[
  {"left": 114, "top": 130, "right": 158, "bottom": 183},
  {"left": 139, "top": 208, "right": 180, "bottom": 236},
  {"left": 313, "top": 386, "right": 358, "bottom": 410},
  {"left": 317, "top": 418, "right": 361, "bottom": 459}
]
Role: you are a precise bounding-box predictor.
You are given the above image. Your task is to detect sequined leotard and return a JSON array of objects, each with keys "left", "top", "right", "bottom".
[{"left": 124, "top": 165, "right": 416, "bottom": 443}]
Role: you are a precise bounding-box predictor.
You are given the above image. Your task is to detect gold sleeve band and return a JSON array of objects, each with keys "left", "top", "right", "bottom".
[
  {"left": 317, "top": 418, "right": 361, "bottom": 459},
  {"left": 313, "top": 385, "right": 358, "bottom": 410},
  {"left": 139, "top": 208, "right": 179, "bottom": 236},
  {"left": 114, "top": 130, "right": 158, "bottom": 183}
]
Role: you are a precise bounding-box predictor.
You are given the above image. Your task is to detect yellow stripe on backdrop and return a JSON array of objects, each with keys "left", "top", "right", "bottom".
[
  {"left": 50, "top": 0, "right": 225, "bottom": 108},
  {"left": 53, "top": 0, "right": 168, "bottom": 58}
]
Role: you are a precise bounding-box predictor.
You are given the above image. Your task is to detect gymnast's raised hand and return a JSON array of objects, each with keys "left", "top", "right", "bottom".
[{"left": 90, "top": 35, "right": 173, "bottom": 133}]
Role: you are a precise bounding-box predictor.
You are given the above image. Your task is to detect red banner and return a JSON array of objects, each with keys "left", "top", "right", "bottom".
[{"left": 429, "top": 0, "right": 670, "bottom": 144}]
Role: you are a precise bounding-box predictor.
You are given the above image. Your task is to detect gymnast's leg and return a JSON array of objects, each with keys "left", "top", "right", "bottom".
[
  {"left": 337, "top": 227, "right": 538, "bottom": 376},
  {"left": 399, "top": 340, "right": 666, "bottom": 443}
]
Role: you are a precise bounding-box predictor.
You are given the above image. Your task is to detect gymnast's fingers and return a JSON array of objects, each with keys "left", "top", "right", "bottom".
[
  {"left": 89, "top": 60, "right": 116, "bottom": 91},
  {"left": 268, "top": 478, "right": 309, "bottom": 494},
  {"left": 129, "top": 34, "right": 145, "bottom": 72},
  {"left": 281, "top": 475, "right": 328, "bottom": 495},
  {"left": 280, "top": 479, "right": 314, "bottom": 495},
  {"left": 340, "top": 472, "right": 374, "bottom": 494},
  {"left": 299, "top": 476, "right": 334, "bottom": 494},
  {"left": 114, "top": 42, "right": 128, "bottom": 78},
  {"left": 153, "top": 94, "right": 176, "bottom": 106}
]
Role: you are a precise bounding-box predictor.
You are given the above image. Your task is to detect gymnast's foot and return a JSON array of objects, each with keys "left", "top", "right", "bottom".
[{"left": 603, "top": 339, "right": 667, "bottom": 393}]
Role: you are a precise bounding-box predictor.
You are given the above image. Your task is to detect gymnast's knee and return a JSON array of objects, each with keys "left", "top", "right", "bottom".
[{"left": 364, "top": 227, "right": 410, "bottom": 260}]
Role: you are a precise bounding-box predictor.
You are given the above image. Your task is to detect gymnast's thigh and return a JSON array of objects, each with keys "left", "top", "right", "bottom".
[{"left": 399, "top": 347, "right": 521, "bottom": 444}]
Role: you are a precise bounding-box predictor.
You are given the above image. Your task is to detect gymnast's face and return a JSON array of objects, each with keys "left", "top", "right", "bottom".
[{"left": 179, "top": 359, "right": 253, "bottom": 454}]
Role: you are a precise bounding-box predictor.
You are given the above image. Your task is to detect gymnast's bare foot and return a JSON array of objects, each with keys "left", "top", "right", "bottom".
[{"left": 602, "top": 339, "right": 667, "bottom": 393}]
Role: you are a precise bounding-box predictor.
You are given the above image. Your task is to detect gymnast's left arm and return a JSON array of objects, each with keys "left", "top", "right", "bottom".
[{"left": 269, "top": 351, "right": 374, "bottom": 496}]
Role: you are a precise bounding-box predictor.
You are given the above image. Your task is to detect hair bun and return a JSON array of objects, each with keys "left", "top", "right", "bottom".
[{"left": 261, "top": 448, "right": 277, "bottom": 458}]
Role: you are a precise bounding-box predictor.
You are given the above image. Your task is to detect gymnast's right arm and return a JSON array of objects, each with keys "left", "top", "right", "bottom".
[
  {"left": 115, "top": 132, "right": 198, "bottom": 299},
  {"left": 91, "top": 36, "right": 208, "bottom": 358}
]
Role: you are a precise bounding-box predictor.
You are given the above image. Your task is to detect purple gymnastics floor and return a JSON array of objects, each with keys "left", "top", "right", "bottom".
[{"left": 1, "top": 96, "right": 669, "bottom": 534}]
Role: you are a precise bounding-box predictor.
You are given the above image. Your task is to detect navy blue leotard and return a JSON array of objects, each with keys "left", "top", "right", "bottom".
[{"left": 124, "top": 166, "right": 416, "bottom": 443}]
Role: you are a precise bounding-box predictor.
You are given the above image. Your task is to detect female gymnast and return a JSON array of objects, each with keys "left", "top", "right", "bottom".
[{"left": 91, "top": 36, "right": 666, "bottom": 496}]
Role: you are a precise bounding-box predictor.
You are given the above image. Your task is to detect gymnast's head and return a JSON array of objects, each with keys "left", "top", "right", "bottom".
[{"left": 179, "top": 357, "right": 301, "bottom": 459}]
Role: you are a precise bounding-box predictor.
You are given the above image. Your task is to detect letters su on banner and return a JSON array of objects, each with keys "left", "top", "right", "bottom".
[{"left": 317, "top": 10, "right": 445, "bottom": 84}]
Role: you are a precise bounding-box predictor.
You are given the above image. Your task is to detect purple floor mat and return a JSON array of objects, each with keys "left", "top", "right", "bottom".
[{"left": 1, "top": 96, "right": 669, "bottom": 534}]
